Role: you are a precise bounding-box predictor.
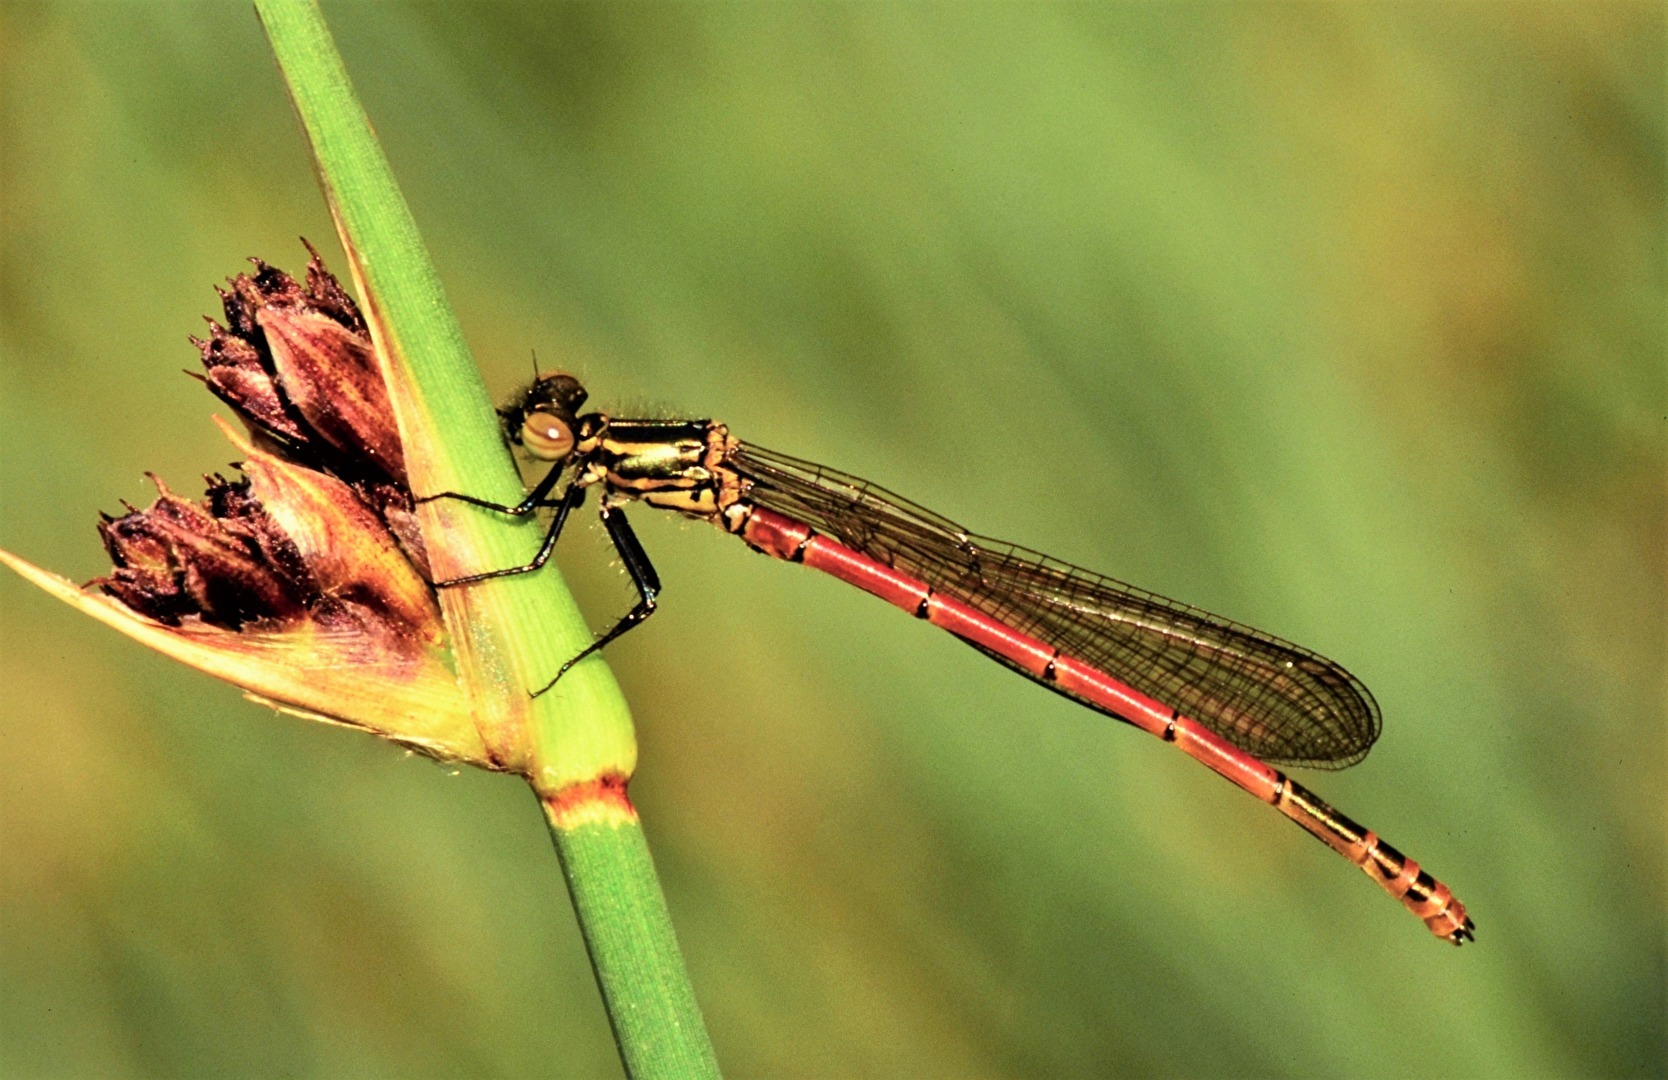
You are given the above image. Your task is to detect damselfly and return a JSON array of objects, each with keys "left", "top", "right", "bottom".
[{"left": 424, "top": 373, "right": 1474, "bottom": 944}]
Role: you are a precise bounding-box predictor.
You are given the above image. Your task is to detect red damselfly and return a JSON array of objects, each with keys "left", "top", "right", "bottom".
[{"left": 424, "top": 372, "right": 1474, "bottom": 945}]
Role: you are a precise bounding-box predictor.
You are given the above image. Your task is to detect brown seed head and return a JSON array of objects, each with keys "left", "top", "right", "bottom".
[
  {"left": 190, "top": 242, "right": 424, "bottom": 573},
  {"left": 97, "top": 474, "right": 309, "bottom": 630}
]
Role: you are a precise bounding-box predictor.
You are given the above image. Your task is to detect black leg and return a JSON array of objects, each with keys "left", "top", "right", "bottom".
[
  {"left": 428, "top": 474, "right": 589, "bottom": 588},
  {"left": 531, "top": 506, "right": 661, "bottom": 697},
  {"left": 416, "top": 461, "right": 566, "bottom": 518}
]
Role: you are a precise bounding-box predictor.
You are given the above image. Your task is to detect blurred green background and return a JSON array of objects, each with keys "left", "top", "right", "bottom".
[{"left": 2, "top": 3, "right": 1661, "bottom": 1077}]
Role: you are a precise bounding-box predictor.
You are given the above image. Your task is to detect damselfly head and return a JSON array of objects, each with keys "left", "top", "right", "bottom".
[{"left": 499, "top": 372, "right": 590, "bottom": 461}]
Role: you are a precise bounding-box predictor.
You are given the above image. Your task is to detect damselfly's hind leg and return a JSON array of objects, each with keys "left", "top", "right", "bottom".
[{"left": 532, "top": 506, "right": 660, "bottom": 697}]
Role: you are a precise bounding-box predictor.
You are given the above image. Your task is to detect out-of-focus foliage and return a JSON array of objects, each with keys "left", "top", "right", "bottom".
[{"left": 1, "top": 3, "right": 1660, "bottom": 1076}]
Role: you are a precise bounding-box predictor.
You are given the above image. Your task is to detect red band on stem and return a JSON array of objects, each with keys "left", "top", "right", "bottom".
[{"left": 543, "top": 772, "right": 636, "bottom": 829}]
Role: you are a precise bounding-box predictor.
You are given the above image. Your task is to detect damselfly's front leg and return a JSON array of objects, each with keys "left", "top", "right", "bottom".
[
  {"left": 417, "top": 466, "right": 587, "bottom": 588},
  {"left": 415, "top": 454, "right": 568, "bottom": 517}
]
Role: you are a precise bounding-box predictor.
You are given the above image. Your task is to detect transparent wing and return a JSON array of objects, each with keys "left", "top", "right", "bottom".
[{"left": 730, "top": 442, "right": 1380, "bottom": 768}]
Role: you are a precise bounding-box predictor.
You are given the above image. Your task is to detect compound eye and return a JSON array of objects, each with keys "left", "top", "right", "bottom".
[{"left": 520, "top": 411, "right": 576, "bottom": 460}]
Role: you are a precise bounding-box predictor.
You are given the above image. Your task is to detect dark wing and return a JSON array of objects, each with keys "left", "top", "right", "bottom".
[{"left": 729, "top": 442, "right": 1380, "bottom": 768}]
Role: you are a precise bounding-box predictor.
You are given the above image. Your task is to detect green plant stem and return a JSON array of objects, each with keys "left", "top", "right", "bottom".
[
  {"left": 546, "top": 801, "right": 722, "bottom": 1080},
  {"left": 254, "top": 2, "right": 717, "bottom": 1074}
]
